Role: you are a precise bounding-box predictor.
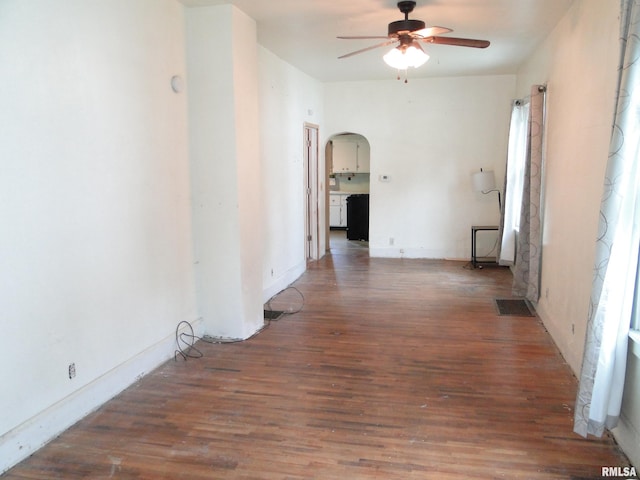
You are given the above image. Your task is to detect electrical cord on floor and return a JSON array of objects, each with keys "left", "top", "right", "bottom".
[
  {"left": 174, "top": 319, "right": 264, "bottom": 360},
  {"left": 174, "top": 314, "right": 275, "bottom": 360},
  {"left": 174, "top": 286, "right": 305, "bottom": 360},
  {"left": 174, "top": 320, "right": 204, "bottom": 360},
  {"left": 264, "top": 286, "right": 305, "bottom": 319}
]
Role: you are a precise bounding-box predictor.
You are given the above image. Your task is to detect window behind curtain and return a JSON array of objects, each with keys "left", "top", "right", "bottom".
[{"left": 499, "top": 101, "right": 530, "bottom": 265}]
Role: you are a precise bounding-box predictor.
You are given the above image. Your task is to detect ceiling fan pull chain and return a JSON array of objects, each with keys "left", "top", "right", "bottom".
[{"left": 394, "top": 68, "right": 410, "bottom": 83}]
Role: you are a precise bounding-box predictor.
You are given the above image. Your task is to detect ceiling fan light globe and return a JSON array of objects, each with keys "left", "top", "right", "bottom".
[
  {"left": 406, "top": 45, "right": 429, "bottom": 67},
  {"left": 382, "top": 48, "right": 405, "bottom": 69},
  {"left": 383, "top": 45, "right": 429, "bottom": 69}
]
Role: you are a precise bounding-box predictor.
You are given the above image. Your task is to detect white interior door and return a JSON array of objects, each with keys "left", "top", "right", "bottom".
[{"left": 304, "top": 124, "right": 319, "bottom": 260}]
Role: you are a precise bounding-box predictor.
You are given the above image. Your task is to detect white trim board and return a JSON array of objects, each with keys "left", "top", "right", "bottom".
[
  {"left": 0, "top": 318, "right": 203, "bottom": 474},
  {"left": 262, "top": 261, "right": 306, "bottom": 304}
]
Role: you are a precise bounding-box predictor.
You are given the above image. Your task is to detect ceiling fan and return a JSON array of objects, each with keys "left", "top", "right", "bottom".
[{"left": 338, "top": 1, "right": 490, "bottom": 72}]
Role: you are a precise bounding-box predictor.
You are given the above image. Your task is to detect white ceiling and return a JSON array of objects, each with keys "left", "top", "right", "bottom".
[{"left": 178, "top": 0, "right": 573, "bottom": 82}]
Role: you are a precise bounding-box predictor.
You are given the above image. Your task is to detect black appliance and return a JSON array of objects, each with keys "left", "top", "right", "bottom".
[{"left": 346, "top": 194, "right": 369, "bottom": 241}]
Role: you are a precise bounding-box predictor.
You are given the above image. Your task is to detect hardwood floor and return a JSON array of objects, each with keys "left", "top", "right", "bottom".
[{"left": 3, "top": 234, "right": 631, "bottom": 479}]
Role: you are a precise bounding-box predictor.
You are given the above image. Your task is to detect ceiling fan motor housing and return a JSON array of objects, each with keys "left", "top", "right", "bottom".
[
  {"left": 388, "top": 19, "right": 425, "bottom": 36},
  {"left": 389, "top": 1, "right": 424, "bottom": 36}
]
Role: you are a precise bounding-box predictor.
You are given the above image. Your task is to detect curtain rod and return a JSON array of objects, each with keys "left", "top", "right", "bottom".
[{"left": 514, "top": 84, "right": 547, "bottom": 106}]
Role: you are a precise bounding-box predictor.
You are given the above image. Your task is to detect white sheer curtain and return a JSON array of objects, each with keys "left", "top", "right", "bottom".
[
  {"left": 499, "top": 101, "right": 529, "bottom": 265},
  {"left": 574, "top": 0, "right": 640, "bottom": 437}
]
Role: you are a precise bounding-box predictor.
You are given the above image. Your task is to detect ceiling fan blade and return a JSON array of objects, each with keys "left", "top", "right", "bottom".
[
  {"left": 338, "top": 39, "right": 397, "bottom": 59},
  {"left": 420, "top": 36, "right": 490, "bottom": 48},
  {"left": 412, "top": 26, "right": 453, "bottom": 38},
  {"left": 337, "top": 35, "right": 391, "bottom": 40}
]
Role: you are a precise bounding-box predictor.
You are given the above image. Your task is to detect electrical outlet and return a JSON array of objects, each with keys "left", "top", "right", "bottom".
[
  {"left": 68, "top": 363, "right": 76, "bottom": 379},
  {"left": 389, "top": 237, "right": 394, "bottom": 246}
]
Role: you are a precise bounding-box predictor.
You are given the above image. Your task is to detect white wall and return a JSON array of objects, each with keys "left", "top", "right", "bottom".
[
  {"left": 186, "top": 5, "right": 263, "bottom": 339},
  {"left": 517, "top": 0, "right": 620, "bottom": 373},
  {"left": 516, "top": 0, "right": 639, "bottom": 466},
  {"left": 258, "top": 47, "right": 325, "bottom": 300},
  {"left": 0, "top": 2, "right": 325, "bottom": 470},
  {"left": 0, "top": 0, "right": 196, "bottom": 471},
  {"left": 324, "top": 75, "right": 515, "bottom": 259}
]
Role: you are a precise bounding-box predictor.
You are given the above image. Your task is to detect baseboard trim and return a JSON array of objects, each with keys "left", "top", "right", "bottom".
[
  {"left": 0, "top": 318, "right": 203, "bottom": 474},
  {"left": 369, "top": 247, "right": 464, "bottom": 260},
  {"left": 262, "top": 262, "right": 306, "bottom": 304},
  {"left": 613, "top": 414, "right": 640, "bottom": 468}
]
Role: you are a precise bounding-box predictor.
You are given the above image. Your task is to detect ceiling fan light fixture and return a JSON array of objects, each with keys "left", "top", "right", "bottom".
[{"left": 383, "top": 43, "right": 429, "bottom": 70}]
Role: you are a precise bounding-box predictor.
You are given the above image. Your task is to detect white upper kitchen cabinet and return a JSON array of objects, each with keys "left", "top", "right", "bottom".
[
  {"left": 331, "top": 135, "right": 370, "bottom": 174},
  {"left": 332, "top": 140, "right": 358, "bottom": 173}
]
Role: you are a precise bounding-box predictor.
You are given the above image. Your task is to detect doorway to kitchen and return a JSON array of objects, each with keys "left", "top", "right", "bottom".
[{"left": 326, "top": 132, "right": 371, "bottom": 253}]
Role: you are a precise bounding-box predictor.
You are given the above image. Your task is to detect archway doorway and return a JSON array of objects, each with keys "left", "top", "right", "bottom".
[{"left": 325, "top": 132, "right": 371, "bottom": 252}]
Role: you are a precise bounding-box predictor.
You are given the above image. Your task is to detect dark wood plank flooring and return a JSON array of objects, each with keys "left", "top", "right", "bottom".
[{"left": 3, "top": 235, "right": 631, "bottom": 479}]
